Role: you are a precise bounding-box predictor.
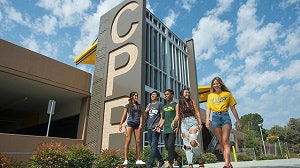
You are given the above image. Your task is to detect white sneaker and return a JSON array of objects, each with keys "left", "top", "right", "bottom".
[
  {"left": 123, "top": 160, "right": 128, "bottom": 165},
  {"left": 136, "top": 160, "right": 145, "bottom": 165}
]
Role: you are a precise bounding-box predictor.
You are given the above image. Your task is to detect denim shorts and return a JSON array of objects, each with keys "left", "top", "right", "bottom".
[
  {"left": 127, "top": 121, "right": 140, "bottom": 129},
  {"left": 211, "top": 111, "right": 232, "bottom": 128}
]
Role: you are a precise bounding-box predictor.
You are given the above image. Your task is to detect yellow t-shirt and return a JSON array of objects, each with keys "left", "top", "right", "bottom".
[{"left": 207, "top": 91, "right": 237, "bottom": 112}]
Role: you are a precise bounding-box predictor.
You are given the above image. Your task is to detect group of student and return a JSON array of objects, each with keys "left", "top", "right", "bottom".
[{"left": 119, "top": 77, "right": 242, "bottom": 168}]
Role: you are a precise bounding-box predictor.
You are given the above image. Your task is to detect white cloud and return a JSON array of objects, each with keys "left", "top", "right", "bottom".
[
  {"left": 236, "top": 0, "right": 281, "bottom": 57},
  {"left": 237, "top": 0, "right": 260, "bottom": 32},
  {"left": 176, "top": 0, "right": 196, "bottom": 12},
  {"left": 236, "top": 59, "right": 300, "bottom": 99},
  {"left": 4, "top": 3, "right": 27, "bottom": 25},
  {"left": 207, "top": 0, "right": 234, "bottom": 16},
  {"left": 282, "top": 60, "right": 300, "bottom": 80},
  {"left": 163, "top": 9, "right": 178, "bottom": 28},
  {"left": 277, "top": 28, "right": 300, "bottom": 57},
  {"left": 198, "top": 73, "right": 220, "bottom": 86},
  {"left": 36, "top": 0, "right": 92, "bottom": 27},
  {"left": 214, "top": 56, "right": 232, "bottom": 73},
  {"left": 192, "top": 16, "right": 231, "bottom": 60},
  {"left": 31, "top": 15, "right": 57, "bottom": 35},
  {"left": 243, "top": 52, "right": 264, "bottom": 72},
  {"left": 279, "top": 0, "right": 300, "bottom": 8},
  {"left": 21, "top": 34, "right": 58, "bottom": 59},
  {"left": 21, "top": 35, "right": 39, "bottom": 52}
]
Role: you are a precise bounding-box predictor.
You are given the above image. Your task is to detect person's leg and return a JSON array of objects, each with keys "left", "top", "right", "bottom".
[
  {"left": 148, "top": 129, "right": 163, "bottom": 167},
  {"left": 153, "top": 131, "right": 164, "bottom": 164},
  {"left": 221, "top": 124, "right": 232, "bottom": 167},
  {"left": 181, "top": 119, "right": 194, "bottom": 165},
  {"left": 164, "top": 134, "right": 173, "bottom": 167},
  {"left": 167, "top": 133, "right": 177, "bottom": 167},
  {"left": 123, "top": 126, "right": 133, "bottom": 164},
  {"left": 133, "top": 126, "right": 142, "bottom": 160},
  {"left": 148, "top": 129, "right": 155, "bottom": 167}
]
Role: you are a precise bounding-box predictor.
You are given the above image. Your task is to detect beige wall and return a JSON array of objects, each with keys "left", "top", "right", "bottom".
[{"left": 0, "top": 133, "right": 83, "bottom": 164}]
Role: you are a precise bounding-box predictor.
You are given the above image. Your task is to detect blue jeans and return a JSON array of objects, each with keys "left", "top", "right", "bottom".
[
  {"left": 181, "top": 116, "right": 202, "bottom": 165},
  {"left": 148, "top": 129, "right": 163, "bottom": 167}
]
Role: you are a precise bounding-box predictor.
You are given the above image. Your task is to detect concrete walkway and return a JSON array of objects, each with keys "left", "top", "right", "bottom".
[{"left": 169, "top": 158, "right": 300, "bottom": 168}]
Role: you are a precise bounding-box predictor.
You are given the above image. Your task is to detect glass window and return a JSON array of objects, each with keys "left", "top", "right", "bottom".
[
  {"left": 146, "top": 64, "right": 149, "bottom": 86},
  {"left": 153, "top": 30, "right": 158, "bottom": 67},
  {"left": 150, "top": 66, "right": 153, "bottom": 87}
]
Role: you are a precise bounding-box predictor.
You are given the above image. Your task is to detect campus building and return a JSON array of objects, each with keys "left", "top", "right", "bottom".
[{"left": 78, "top": 0, "right": 203, "bottom": 153}]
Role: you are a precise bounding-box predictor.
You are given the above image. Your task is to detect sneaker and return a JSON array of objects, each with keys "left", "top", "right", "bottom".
[
  {"left": 177, "top": 157, "right": 182, "bottom": 168},
  {"left": 158, "top": 161, "right": 164, "bottom": 168},
  {"left": 136, "top": 160, "right": 146, "bottom": 165},
  {"left": 123, "top": 160, "right": 128, "bottom": 165}
]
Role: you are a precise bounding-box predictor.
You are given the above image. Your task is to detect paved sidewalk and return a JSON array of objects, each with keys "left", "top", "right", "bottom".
[{"left": 169, "top": 158, "right": 300, "bottom": 168}]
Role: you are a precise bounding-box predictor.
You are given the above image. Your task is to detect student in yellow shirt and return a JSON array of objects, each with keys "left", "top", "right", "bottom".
[{"left": 205, "top": 77, "right": 242, "bottom": 168}]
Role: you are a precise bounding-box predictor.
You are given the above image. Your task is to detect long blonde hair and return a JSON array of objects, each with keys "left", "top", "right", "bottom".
[{"left": 210, "top": 77, "right": 231, "bottom": 93}]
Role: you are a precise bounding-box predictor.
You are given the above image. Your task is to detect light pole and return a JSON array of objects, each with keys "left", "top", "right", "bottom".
[
  {"left": 277, "top": 137, "right": 283, "bottom": 158},
  {"left": 284, "top": 142, "right": 290, "bottom": 158},
  {"left": 258, "top": 123, "right": 267, "bottom": 156}
]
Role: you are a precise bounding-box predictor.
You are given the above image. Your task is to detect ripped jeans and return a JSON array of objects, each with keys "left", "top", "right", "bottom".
[{"left": 181, "top": 116, "right": 202, "bottom": 165}]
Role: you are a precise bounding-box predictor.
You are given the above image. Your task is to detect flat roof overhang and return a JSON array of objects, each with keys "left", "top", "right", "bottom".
[
  {"left": 74, "top": 42, "right": 97, "bottom": 65},
  {"left": 198, "top": 86, "right": 210, "bottom": 103}
]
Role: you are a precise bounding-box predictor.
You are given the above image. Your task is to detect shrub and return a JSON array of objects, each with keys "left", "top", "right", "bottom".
[
  {"left": 141, "top": 146, "right": 151, "bottom": 164},
  {"left": 94, "top": 149, "right": 123, "bottom": 168},
  {"left": 67, "top": 145, "right": 96, "bottom": 168},
  {"left": 27, "top": 142, "right": 68, "bottom": 168},
  {"left": 202, "top": 153, "right": 217, "bottom": 163},
  {"left": 237, "top": 153, "right": 253, "bottom": 161},
  {"left": 127, "top": 147, "right": 139, "bottom": 167},
  {"left": 162, "top": 147, "right": 187, "bottom": 165},
  {"left": 0, "top": 153, "right": 23, "bottom": 168}
]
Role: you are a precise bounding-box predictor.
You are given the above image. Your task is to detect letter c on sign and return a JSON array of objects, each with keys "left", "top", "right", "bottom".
[{"left": 111, "top": 2, "right": 138, "bottom": 44}]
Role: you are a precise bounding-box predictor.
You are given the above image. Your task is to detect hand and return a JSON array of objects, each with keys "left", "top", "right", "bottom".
[
  {"left": 171, "top": 121, "right": 175, "bottom": 129},
  {"left": 154, "top": 125, "right": 161, "bottom": 133},
  {"left": 198, "top": 123, "right": 203, "bottom": 131},
  {"left": 119, "top": 124, "right": 122, "bottom": 132},
  {"left": 175, "top": 127, "right": 179, "bottom": 136},
  {"left": 206, "top": 120, "right": 211, "bottom": 129},
  {"left": 236, "top": 120, "right": 242, "bottom": 129}
]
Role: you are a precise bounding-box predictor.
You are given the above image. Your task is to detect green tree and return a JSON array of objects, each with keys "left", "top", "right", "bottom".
[
  {"left": 267, "top": 125, "right": 286, "bottom": 143},
  {"left": 240, "top": 113, "right": 263, "bottom": 135},
  {"left": 286, "top": 118, "right": 300, "bottom": 153},
  {"left": 243, "top": 129, "right": 261, "bottom": 156}
]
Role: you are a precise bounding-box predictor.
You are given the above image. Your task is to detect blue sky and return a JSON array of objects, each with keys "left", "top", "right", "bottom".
[{"left": 0, "top": 0, "right": 299, "bottom": 129}]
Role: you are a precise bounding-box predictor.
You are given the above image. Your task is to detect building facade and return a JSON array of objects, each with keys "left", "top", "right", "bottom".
[{"left": 85, "top": 0, "right": 200, "bottom": 153}]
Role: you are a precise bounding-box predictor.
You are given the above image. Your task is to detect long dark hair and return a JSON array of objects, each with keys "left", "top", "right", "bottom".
[
  {"left": 128, "top": 92, "right": 141, "bottom": 117},
  {"left": 179, "top": 88, "right": 195, "bottom": 118}
]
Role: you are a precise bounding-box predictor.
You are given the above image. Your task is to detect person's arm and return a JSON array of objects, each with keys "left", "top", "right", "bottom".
[
  {"left": 171, "top": 104, "right": 180, "bottom": 128},
  {"left": 139, "top": 107, "right": 143, "bottom": 129},
  {"left": 119, "top": 107, "right": 128, "bottom": 132},
  {"left": 230, "top": 105, "right": 242, "bottom": 129},
  {"left": 155, "top": 112, "right": 164, "bottom": 132},
  {"left": 192, "top": 99, "right": 203, "bottom": 130},
  {"left": 175, "top": 118, "right": 181, "bottom": 136},
  {"left": 144, "top": 103, "right": 150, "bottom": 117},
  {"left": 206, "top": 107, "right": 211, "bottom": 129}
]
